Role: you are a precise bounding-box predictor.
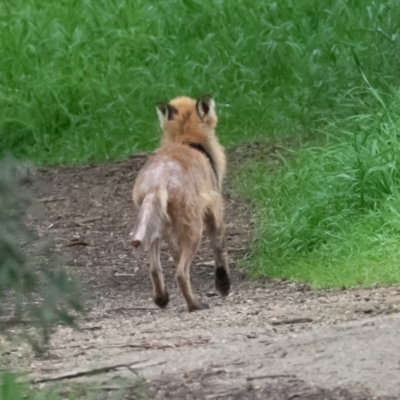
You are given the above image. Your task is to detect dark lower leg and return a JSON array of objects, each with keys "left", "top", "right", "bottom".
[
  {"left": 149, "top": 239, "right": 169, "bottom": 308},
  {"left": 206, "top": 213, "right": 231, "bottom": 296}
]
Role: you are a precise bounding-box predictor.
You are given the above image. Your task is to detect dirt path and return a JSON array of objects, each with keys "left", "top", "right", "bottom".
[{"left": 2, "top": 152, "right": 400, "bottom": 399}]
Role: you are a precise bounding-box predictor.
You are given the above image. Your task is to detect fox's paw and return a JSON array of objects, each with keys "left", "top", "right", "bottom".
[
  {"left": 154, "top": 291, "right": 169, "bottom": 308},
  {"left": 215, "top": 267, "right": 230, "bottom": 296}
]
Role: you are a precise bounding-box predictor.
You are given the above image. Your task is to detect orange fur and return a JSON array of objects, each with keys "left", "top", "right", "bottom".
[{"left": 131, "top": 95, "right": 230, "bottom": 312}]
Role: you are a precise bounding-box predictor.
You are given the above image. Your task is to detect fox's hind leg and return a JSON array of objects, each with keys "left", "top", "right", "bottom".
[
  {"left": 149, "top": 238, "right": 169, "bottom": 308},
  {"left": 164, "top": 227, "right": 180, "bottom": 265},
  {"left": 175, "top": 228, "right": 209, "bottom": 312},
  {"left": 205, "top": 204, "right": 231, "bottom": 297}
]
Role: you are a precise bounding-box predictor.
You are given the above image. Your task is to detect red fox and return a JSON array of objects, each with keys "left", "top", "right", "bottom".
[{"left": 131, "top": 95, "right": 230, "bottom": 312}]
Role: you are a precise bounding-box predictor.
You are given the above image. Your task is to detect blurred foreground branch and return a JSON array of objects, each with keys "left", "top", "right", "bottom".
[{"left": 0, "top": 157, "right": 82, "bottom": 350}]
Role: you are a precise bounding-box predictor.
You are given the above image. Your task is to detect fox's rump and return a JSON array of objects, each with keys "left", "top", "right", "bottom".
[
  {"left": 134, "top": 146, "right": 213, "bottom": 205},
  {"left": 132, "top": 148, "right": 216, "bottom": 249}
]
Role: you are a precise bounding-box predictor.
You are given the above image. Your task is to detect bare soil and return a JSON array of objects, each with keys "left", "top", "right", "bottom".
[{"left": 2, "top": 147, "right": 400, "bottom": 399}]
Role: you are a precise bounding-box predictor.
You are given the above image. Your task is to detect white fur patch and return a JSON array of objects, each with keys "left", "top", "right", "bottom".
[
  {"left": 140, "top": 160, "right": 183, "bottom": 192},
  {"left": 207, "top": 99, "right": 216, "bottom": 118},
  {"left": 156, "top": 107, "right": 167, "bottom": 125}
]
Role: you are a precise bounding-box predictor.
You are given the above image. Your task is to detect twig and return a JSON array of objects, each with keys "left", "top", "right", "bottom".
[
  {"left": 75, "top": 216, "right": 102, "bottom": 226},
  {"left": 246, "top": 374, "right": 295, "bottom": 381},
  {"left": 271, "top": 318, "right": 313, "bottom": 326},
  {"left": 66, "top": 240, "right": 91, "bottom": 247},
  {"left": 105, "top": 307, "right": 158, "bottom": 313},
  {"left": 32, "top": 359, "right": 150, "bottom": 384},
  {"left": 108, "top": 343, "right": 174, "bottom": 350},
  {"left": 207, "top": 391, "right": 239, "bottom": 399}
]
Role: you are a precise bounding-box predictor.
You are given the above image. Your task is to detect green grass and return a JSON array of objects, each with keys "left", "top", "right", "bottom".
[
  {"left": 1, "top": 1, "right": 400, "bottom": 286},
  {"left": 1, "top": 0, "right": 399, "bottom": 164},
  {"left": 0, "top": 373, "right": 60, "bottom": 400},
  {"left": 232, "top": 87, "right": 400, "bottom": 287},
  {"left": 0, "top": 372, "right": 146, "bottom": 400}
]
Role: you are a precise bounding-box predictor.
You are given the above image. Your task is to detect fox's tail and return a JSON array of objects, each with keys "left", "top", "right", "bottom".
[{"left": 131, "top": 189, "right": 168, "bottom": 250}]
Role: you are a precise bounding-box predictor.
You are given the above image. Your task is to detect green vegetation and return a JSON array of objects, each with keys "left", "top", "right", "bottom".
[
  {"left": 1, "top": 1, "right": 400, "bottom": 285},
  {"left": 1, "top": 0, "right": 398, "bottom": 163},
  {"left": 0, "top": 372, "right": 138, "bottom": 400},
  {"left": 0, "top": 373, "right": 58, "bottom": 400},
  {"left": 0, "top": 158, "right": 82, "bottom": 347},
  {"left": 0, "top": 158, "right": 85, "bottom": 397},
  {"left": 233, "top": 89, "right": 400, "bottom": 287}
]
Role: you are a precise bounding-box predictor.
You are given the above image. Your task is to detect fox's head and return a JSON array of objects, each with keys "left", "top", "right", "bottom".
[{"left": 156, "top": 95, "right": 217, "bottom": 144}]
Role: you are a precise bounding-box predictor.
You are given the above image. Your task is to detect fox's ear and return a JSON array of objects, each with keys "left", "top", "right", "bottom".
[
  {"left": 196, "top": 95, "right": 215, "bottom": 119},
  {"left": 156, "top": 102, "right": 178, "bottom": 123}
]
